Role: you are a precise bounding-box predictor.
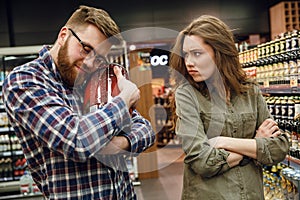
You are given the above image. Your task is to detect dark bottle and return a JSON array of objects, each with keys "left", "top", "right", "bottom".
[
  {"left": 289, "top": 55, "right": 298, "bottom": 88},
  {"left": 279, "top": 33, "right": 286, "bottom": 56},
  {"left": 284, "top": 120, "right": 292, "bottom": 149},
  {"left": 281, "top": 96, "right": 288, "bottom": 122},
  {"left": 295, "top": 96, "right": 300, "bottom": 119},
  {"left": 287, "top": 96, "right": 295, "bottom": 121},
  {"left": 297, "top": 120, "right": 300, "bottom": 157},
  {"left": 274, "top": 37, "right": 281, "bottom": 58},
  {"left": 297, "top": 56, "right": 300, "bottom": 88},
  {"left": 291, "top": 29, "right": 299, "bottom": 53},
  {"left": 267, "top": 97, "right": 275, "bottom": 117},
  {"left": 291, "top": 120, "right": 298, "bottom": 151},
  {"left": 274, "top": 96, "right": 282, "bottom": 125},
  {"left": 285, "top": 32, "right": 292, "bottom": 55}
]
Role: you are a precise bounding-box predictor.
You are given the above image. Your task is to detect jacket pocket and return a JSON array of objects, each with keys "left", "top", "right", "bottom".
[{"left": 240, "top": 113, "right": 256, "bottom": 138}]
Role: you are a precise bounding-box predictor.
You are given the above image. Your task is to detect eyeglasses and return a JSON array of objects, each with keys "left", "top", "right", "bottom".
[{"left": 69, "top": 28, "right": 108, "bottom": 68}]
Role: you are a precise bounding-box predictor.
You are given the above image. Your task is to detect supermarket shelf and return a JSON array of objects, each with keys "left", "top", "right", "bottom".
[
  {"left": 0, "top": 180, "right": 18, "bottom": 190},
  {"left": 283, "top": 155, "right": 300, "bottom": 171},
  {"left": 0, "top": 150, "right": 23, "bottom": 157},
  {"left": 260, "top": 85, "right": 300, "bottom": 94},
  {"left": 0, "top": 193, "right": 44, "bottom": 200},
  {"left": 0, "top": 151, "right": 12, "bottom": 157},
  {"left": 0, "top": 126, "right": 11, "bottom": 133}
]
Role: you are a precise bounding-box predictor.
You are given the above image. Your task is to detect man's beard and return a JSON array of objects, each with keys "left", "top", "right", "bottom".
[{"left": 57, "top": 39, "right": 85, "bottom": 87}]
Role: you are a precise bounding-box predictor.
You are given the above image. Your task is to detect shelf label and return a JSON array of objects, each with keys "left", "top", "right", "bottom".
[
  {"left": 14, "top": 150, "right": 24, "bottom": 155},
  {"left": 290, "top": 78, "right": 298, "bottom": 87},
  {"left": 2, "top": 151, "right": 11, "bottom": 156},
  {"left": 263, "top": 80, "right": 269, "bottom": 88}
]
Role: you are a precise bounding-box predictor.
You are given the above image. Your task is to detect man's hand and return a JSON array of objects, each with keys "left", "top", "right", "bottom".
[
  {"left": 114, "top": 66, "right": 140, "bottom": 109},
  {"left": 100, "top": 136, "right": 130, "bottom": 154}
]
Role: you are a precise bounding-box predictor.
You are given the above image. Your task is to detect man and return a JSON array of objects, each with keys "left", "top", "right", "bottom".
[{"left": 2, "top": 5, "right": 155, "bottom": 200}]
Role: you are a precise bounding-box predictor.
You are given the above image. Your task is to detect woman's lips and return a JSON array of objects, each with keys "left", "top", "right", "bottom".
[{"left": 188, "top": 70, "right": 199, "bottom": 75}]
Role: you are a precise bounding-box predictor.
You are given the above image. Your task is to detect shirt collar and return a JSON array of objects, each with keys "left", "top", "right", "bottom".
[{"left": 38, "top": 45, "right": 63, "bottom": 83}]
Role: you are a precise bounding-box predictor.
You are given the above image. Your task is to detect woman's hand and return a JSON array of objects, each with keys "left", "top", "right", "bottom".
[
  {"left": 208, "top": 136, "right": 257, "bottom": 159},
  {"left": 227, "top": 151, "right": 244, "bottom": 168},
  {"left": 207, "top": 138, "right": 244, "bottom": 168},
  {"left": 255, "top": 118, "right": 281, "bottom": 138}
]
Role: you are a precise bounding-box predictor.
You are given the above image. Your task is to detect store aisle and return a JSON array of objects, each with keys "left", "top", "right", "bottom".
[{"left": 135, "top": 146, "right": 185, "bottom": 200}]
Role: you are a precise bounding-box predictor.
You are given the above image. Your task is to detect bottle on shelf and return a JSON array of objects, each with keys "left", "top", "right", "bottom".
[
  {"left": 274, "top": 96, "right": 282, "bottom": 126},
  {"left": 240, "top": 29, "right": 300, "bottom": 93},
  {"left": 19, "top": 169, "right": 31, "bottom": 195},
  {"left": 295, "top": 96, "right": 300, "bottom": 118},
  {"left": 287, "top": 96, "right": 295, "bottom": 121},
  {"left": 256, "top": 29, "right": 300, "bottom": 199}
]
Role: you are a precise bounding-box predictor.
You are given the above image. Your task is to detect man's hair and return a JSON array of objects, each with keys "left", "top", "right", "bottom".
[{"left": 65, "top": 5, "right": 123, "bottom": 45}]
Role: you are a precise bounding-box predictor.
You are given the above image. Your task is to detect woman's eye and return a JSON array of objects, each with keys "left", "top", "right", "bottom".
[{"left": 193, "top": 51, "right": 201, "bottom": 56}]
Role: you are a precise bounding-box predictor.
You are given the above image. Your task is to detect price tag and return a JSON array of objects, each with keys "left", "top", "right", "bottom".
[
  {"left": 290, "top": 78, "right": 298, "bottom": 87},
  {"left": 3, "top": 151, "right": 11, "bottom": 156},
  {"left": 264, "top": 80, "right": 269, "bottom": 88}
]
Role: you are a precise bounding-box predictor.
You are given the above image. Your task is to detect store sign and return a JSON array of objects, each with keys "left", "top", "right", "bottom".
[{"left": 150, "top": 55, "right": 168, "bottom": 66}]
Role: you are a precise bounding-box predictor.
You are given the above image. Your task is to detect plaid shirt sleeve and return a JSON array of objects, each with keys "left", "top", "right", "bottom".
[
  {"left": 119, "top": 109, "right": 155, "bottom": 155},
  {"left": 3, "top": 63, "right": 155, "bottom": 162}
]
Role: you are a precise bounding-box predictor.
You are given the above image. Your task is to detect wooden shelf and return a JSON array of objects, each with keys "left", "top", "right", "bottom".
[{"left": 270, "top": 1, "right": 300, "bottom": 39}]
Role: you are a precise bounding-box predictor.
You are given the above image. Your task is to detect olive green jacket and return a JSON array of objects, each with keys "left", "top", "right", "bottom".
[{"left": 175, "top": 82, "right": 289, "bottom": 200}]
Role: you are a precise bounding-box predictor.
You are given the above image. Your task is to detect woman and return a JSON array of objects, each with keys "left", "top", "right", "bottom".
[{"left": 169, "top": 15, "right": 289, "bottom": 199}]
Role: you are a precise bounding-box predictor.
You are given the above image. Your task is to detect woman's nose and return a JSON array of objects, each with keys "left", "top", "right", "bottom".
[
  {"left": 185, "top": 55, "right": 193, "bottom": 67},
  {"left": 83, "top": 58, "right": 97, "bottom": 73},
  {"left": 83, "top": 58, "right": 93, "bottom": 68}
]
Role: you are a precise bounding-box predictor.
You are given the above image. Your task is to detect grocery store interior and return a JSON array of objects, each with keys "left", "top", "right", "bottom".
[{"left": 0, "top": 0, "right": 300, "bottom": 199}]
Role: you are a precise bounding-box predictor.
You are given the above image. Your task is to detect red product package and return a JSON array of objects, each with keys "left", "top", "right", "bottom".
[{"left": 83, "top": 63, "right": 130, "bottom": 114}]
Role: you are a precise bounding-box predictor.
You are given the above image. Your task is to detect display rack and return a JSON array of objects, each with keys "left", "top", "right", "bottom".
[
  {"left": 240, "top": 27, "right": 300, "bottom": 198},
  {"left": 154, "top": 101, "right": 179, "bottom": 147},
  {"left": 0, "top": 49, "right": 40, "bottom": 195},
  {"left": 270, "top": 1, "right": 300, "bottom": 40}
]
